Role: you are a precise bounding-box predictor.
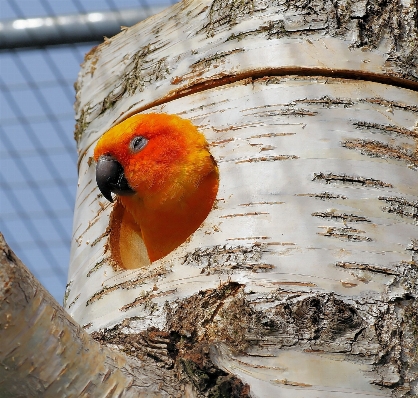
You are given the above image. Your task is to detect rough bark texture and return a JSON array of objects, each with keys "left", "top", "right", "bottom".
[
  {"left": 37, "top": 0, "right": 418, "bottom": 396},
  {"left": 0, "top": 233, "right": 184, "bottom": 397}
]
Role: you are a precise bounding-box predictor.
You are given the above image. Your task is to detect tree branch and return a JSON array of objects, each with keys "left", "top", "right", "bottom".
[{"left": 0, "top": 233, "right": 180, "bottom": 397}]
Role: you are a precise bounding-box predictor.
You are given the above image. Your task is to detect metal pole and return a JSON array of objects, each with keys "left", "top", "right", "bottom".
[{"left": 0, "top": 7, "right": 167, "bottom": 50}]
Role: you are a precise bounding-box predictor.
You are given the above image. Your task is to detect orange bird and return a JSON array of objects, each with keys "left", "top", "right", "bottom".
[{"left": 94, "top": 113, "right": 219, "bottom": 263}]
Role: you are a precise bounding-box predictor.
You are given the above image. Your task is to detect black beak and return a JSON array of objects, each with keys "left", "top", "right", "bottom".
[{"left": 96, "top": 154, "right": 135, "bottom": 203}]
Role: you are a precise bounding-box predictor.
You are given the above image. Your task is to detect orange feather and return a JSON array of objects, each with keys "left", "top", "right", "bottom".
[{"left": 94, "top": 113, "right": 219, "bottom": 263}]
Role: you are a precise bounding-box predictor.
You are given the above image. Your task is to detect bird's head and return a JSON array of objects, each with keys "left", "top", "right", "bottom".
[{"left": 94, "top": 113, "right": 216, "bottom": 206}]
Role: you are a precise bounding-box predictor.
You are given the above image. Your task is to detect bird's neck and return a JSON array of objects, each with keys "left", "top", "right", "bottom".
[{"left": 120, "top": 160, "right": 218, "bottom": 262}]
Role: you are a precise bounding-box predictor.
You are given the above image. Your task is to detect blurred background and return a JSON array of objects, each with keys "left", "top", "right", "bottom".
[{"left": 0, "top": 0, "right": 177, "bottom": 303}]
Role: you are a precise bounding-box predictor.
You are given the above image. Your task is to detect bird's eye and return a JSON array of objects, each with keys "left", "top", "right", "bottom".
[{"left": 130, "top": 136, "right": 148, "bottom": 153}]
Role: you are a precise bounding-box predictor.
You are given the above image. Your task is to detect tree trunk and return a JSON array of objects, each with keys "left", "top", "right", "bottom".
[{"left": 7, "top": 0, "right": 418, "bottom": 396}]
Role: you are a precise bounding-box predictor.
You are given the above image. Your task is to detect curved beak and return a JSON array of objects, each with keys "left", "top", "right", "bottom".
[{"left": 96, "top": 154, "right": 135, "bottom": 203}]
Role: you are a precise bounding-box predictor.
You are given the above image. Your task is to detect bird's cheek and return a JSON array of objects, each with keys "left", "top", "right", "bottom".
[
  {"left": 123, "top": 172, "right": 146, "bottom": 196},
  {"left": 126, "top": 162, "right": 166, "bottom": 195}
]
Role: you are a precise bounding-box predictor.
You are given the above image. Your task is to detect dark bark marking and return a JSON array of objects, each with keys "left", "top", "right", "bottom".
[
  {"left": 86, "top": 257, "right": 109, "bottom": 277},
  {"left": 354, "top": 121, "right": 418, "bottom": 140},
  {"left": 120, "top": 289, "right": 177, "bottom": 312},
  {"left": 80, "top": 381, "right": 94, "bottom": 395},
  {"left": 3, "top": 248, "right": 16, "bottom": 264},
  {"left": 372, "top": 306, "right": 403, "bottom": 387},
  {"left": 90, "top": 229, "right": 111, "bottom": 247},
  {"left": 73, "top": 201, "right": 110, "bottom": 246},
  {"left": 252, "top": 108, "right": 318, "bottom": 117},
  {"left": 165, "top": 287, "right": 364, "bottom": 355},
  {"left": 295, "top": 95, "right": 354, "bottom": 108},
  {"left": 220, "top": 212, "right": 269, "bottom": 218},
  {"left": 296, "top": 192, "right": 347, "bottom": 200},
  {"left": 68, "top": 294, "right": 80, "bottom": 309},
  {"left": 179, "top": 344, "right": 250, "bottom": 397},
  {"left": 378, "top": 196, "right": 418, "bottom": 221},
  {"left": 102, "top": 369, "right": 112, "bottom": 383},
  {"left": 190, "top": 49, "right": 245, "bottom": 72},
  {"left": 335, "top": 262, "right": 399, "bottom": 275},
  {"left": 361, "top": 98, "right": 418, "bottom": 114},
  {"left": 63, "top": 281, "right": 72, "bottom": 307},
  {"left": 248, "top": 132, "right": 296, "bottom": 138},
  {"left": 226, "top": 20, "right": 327, "bottom": 42},
  {"left": 227, "top": 236, "right": 271, "bottom": 240},
  {"left": 74, "top": 107, "right": 88, "bottom": 143},
  {"left": 350, "top": 0, "right": 417, "bottom": 81},
  {"left": 166, "top": 282, "right": 244, "bottom": 338},
  {"left": 272, "top": 281, "right": 317, "bottom": 287},
  {"left": 226, "top": 0, "right": 329, "bottom": 42},
  {"left": 318, "top": 226, "right": 372, "bottom": 242},
  {"left": 235, "top": 155, "right": 299, "bottom": 163},
  {"left": 203, "top": 0, "right": 254, "bottom": 36},
  {"left": 274, "top": 379, "right": 312, "bottom": 387},
  {"left": 342, "top": 139, "right": 418, "bottom": 168},
  {"left": 124, "top": 43, "right": 168, "bottom": 95},
  {"left": 183, "top": 244, "right": 269, "bottom": 275},
  {"left": 86, "top": 266, "right": 168, "bottom": 306},
  {"left": 312, "top": 211, "right": 371, "bottom": 223},
  {"left": 313, "top": 172, "right": 393, "bottom": 188},
  {"left": 93, "top": 326, "right": 175, "bottom": 368},
  {"left": 273, "top": 293, "right": 364, "bottom": 348},
  {"left": 406, "top": 240, "right": 418, "bottom": 261},
  {"left": 239, "top": 201, "right": 284, "bottom": 206}
]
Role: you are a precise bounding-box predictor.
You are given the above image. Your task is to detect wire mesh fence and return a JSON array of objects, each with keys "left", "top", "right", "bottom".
[{"left": 0, "top": 0, "right": 177, "bottom": 302}]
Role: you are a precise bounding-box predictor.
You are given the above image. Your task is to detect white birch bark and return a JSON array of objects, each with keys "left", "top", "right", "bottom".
[{"left": 66, "top": 0, "right": 417, "bottom": 396}]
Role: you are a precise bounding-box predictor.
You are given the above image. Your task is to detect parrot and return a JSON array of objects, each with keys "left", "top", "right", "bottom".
[{"left": 94, "top": 113, "right": 219, "bottom": 263}]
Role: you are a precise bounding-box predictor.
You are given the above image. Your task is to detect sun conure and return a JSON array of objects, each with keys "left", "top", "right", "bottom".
[{"left": 94, "top": 113, "right": 219, "bottom": 263}]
